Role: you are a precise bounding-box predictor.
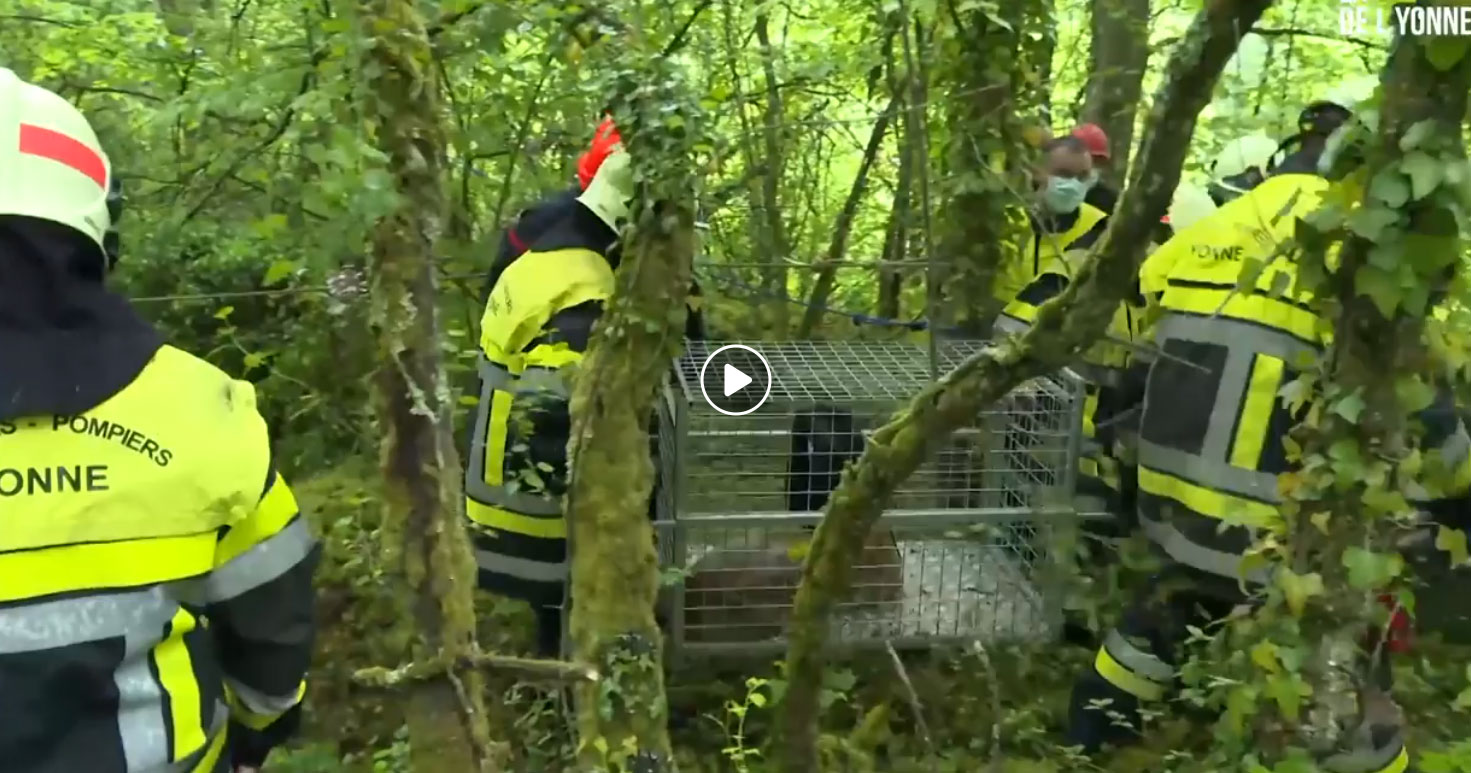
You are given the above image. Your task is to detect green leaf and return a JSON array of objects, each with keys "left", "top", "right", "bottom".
[
  {"left": 1369, "top": 169, "right": 1411, "bottom": 208},
  {"left": 1436, "top": 526, "right": 1470, "bottom": 566},
  {"left": 1265, "top": 673, "right": 1308, "bottom": 721},
  {"left": 1348, "top": 206, "right": 1399, "bottom": 241},
  {"left": 214, "top": 305, "right": 234, "bottom": 320},
  {"left": 1332, "top": 392, "right": 1366, "bottom": 423},
  {"left": 1276, "top": 569, "right": 1324, "bottom": 616},
  {"left": 1399, "top": 120, "right": 1436, "bottom": 152},
  {"left": 1423, "top": 36, "right": 1471, "bottom": 72},
  {"left": 1355, "top": 265, "right": 1402, "bottom": 317},
  {"left": 1343, "top": 546, "right": 1404, "bottom": 590},
  {"left": 262, "top": 259, "right": 297, "bottom": 287},
  {"left": 1395, "top": 375, "right": 1437, "bottom": 412},
  {"left": 243, "top": 351, "right": 267, "bottom": 370},
  {"left": 1402, "top": 152, "right": 1443, "bottom": 200}
]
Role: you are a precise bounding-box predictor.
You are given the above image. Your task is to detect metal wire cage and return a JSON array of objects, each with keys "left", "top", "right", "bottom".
[{"left": 654, "top": 339, "right": 1087, "bottom": 655}]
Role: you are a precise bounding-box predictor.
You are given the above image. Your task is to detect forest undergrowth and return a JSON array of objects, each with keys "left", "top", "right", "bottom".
[{"left": 265, "top": 462, "right": 1471, "bottom": 773}]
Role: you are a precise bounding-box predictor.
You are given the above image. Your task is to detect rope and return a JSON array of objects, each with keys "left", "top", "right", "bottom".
[{"left": 126, "top": 264, "right": 952, "bottom": 333}]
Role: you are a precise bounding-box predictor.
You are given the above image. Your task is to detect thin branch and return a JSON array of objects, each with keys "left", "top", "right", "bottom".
[
  {"left": 969, "top": 640, "right": 1004, "bottom": 773},
  {"left": 0, "top": 13, "right": 78, "bottom": 26},
  {"left": 885, "top": 642, "right": 939, "bottom": 771},
  {"left": 354, "top": 652, "right": 600, "bottom": 688},
  {"left": 180, "top": 52, "right": 323, "bottom": 224},
  {"left": 426, "top": 1, "right": 491, "bottom": 38},
  {"left": 1252, "top": 26, "right": 1387, "bottom": 50},
  {"left": 661, "top": 0, "right": 715, "bottom": 57}
]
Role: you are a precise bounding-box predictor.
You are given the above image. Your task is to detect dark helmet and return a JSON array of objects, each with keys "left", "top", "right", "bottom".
[{"left": 1297, "top": 101, "right": 1353, "bottom": 138}]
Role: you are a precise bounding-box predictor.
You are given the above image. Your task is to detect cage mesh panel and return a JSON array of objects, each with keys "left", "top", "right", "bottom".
[{"left": 652, "top": 340, "right": 1083, "bottom": 653}]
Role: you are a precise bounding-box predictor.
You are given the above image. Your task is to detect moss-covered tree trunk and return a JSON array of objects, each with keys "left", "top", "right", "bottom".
[
  {"left": 563, "top": 63, "right": 703, "bottom": 772},
  {"left": 1264, "top": 5, "right": 1471, "bottom": 761},
  {"left": 1081, "top": 0, "right": 1150, "bottom": 184},
  {"left": 934, "top": 0, "right": 1051, "bottom": 336},
  {"left": 351, "top": 0, "right": 497, "bottom": 769},
  {"left": 773, "top": 1, "right": 1273, "bottom": 768}
]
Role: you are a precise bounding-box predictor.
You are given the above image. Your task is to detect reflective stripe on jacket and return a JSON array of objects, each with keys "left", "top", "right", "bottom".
[
  {"left": 992, "top": 239, "right": 1143, "bottom": 509},
  {"left": 994, "top": 203, "right": 1107, "bottom": 305},
  {"left": 1138, "top": 174, "right": 1471, "bottom": 581},
  {"left": 0, "top": 345, "right": 318, "bottom": 773},
  {"left": 467, "top": 236, "right": 616, "bottom": 606}
]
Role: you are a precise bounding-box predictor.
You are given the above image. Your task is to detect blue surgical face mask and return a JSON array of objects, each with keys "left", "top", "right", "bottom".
[{"left": 1042, "top": 175, "right": 1090, "bottom": 214}]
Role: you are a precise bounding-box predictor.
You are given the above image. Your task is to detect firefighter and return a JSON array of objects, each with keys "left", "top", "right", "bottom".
[
  {"left": 485, "top": 116, "right": 705, "bottom": 340},
  {"left": 464, "top": 132, "right": 645, "bottom": 657},
  {"left": 991, "top": 135, "right": 1142, "bottom": 647},
  {"left": 0, "top": 68, "right": 318, "bottom": 773},
  {"left": 995, "top": 135, "right": 1110, "bottom": 305},
  {"left": 1066, "top": 100, "right": 1455, "bottom": 773}
]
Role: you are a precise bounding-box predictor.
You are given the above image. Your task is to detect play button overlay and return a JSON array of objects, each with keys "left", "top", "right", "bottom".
[
  {"left": 723, "top": 364, "right": 752, "bottom": 396},
  {"left": 699, "top": 344, "right": 772, "bottom": 416}
]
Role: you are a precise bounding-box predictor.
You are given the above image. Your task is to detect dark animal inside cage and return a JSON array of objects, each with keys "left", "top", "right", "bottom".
[
  {"left": 680, "top": 528, "right": 904, "bottom": 645},
  {"left": 680, "top": 405, "right": 904, "bottom": 645}
]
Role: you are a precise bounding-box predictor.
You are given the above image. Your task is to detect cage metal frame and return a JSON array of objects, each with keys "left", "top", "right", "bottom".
[{"left": 654, "top": 339, "right": 1088, "bottom": 657}]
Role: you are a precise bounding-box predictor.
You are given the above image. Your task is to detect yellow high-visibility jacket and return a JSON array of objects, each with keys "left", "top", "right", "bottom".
[
  {"left": 1137, "top": 173, "right": 1471, "bottom": 581},
  {"left": 465, "top": 209, "right": 617, "bottom": 607},
  {"left": 993, "top": 233, "right": 1144, "bottom": 513},
  {"left": 994, "top": 203, "right": 1108, "bottom": 305},
  {"left": 0, "top": 345, "right": 318, "bottom": 772}
]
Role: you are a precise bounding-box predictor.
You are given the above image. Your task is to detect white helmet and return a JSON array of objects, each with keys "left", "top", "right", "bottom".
[
  {"left": 1166, "top": 180, "right": 1218, "bottom": 232},
  {"left": 1210, "top": 133, "right": 1278, "bottom": 181},
  {"left": 576, "top": 144, "right": 634, "bottom": 232},
  {"left": 0, "top": 68, "right": 113, "bottom": 256}
]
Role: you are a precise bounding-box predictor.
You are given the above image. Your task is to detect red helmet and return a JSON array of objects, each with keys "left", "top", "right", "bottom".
[
  {"left": 577, "top": 117, "right": 623, "bottom": 190},
  {"left": 1071, "top": 123, "right": 1110, "bottom": 160}
]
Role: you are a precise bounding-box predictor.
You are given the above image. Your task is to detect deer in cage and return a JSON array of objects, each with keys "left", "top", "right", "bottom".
[{"left": 683, "top": 405, "right": 904, "bottom": 644}]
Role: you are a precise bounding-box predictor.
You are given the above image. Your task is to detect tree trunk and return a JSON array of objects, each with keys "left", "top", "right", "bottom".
[
  {"left": 772, "top": 0, "right": 1273, "bottom": 768},
  {"left": 933, "top": 0, "right": 1048, "bottom": 336},
  {"left": 878, "top": 27, "right": 912, "bottom": 322},
  {"left": 1273, "top": 7, "right": 1471, "bottom": 760},
  {"left": 352, "top": 0, "right": 498, "bottom": 769},
  {"left": 564, "top": 69, "right": 700, "bottom": 773},
  {"left": 754, "top": 12, "right": 792, "bottom": 335},
  {"left": 1081, "top": 0, "right": 1151, "bottom": 185},
  {"left": 797, "top": 97, "right": 897, "bottom": 336}
]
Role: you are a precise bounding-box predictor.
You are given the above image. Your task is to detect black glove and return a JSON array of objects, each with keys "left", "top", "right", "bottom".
[{"left": 229, "top": 703, "right": 303, "bottom": 769}]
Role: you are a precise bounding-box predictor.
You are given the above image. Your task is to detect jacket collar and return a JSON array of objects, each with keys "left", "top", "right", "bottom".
[{"left": 0, "top": 218, "right": 161, "bottom": 421}]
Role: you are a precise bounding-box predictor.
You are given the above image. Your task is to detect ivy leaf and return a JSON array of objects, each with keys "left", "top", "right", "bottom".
[
  {"left": 1423, "top": 36, "right": 1471, "bottom": 72},
  {"left": 1310, "top": 511, "right": 1332, "bottom": 535},
  {"left": 1348, "top": 206, "right": 1399, "bottom": 241},
  {"left": 1355, "top": 264, "right": 1402, "bottom": 317},
  {"left": 1266, "top": 673, "right": 1308, "bottom": 721},
  {"left": 1402, "top": 152, "right": 1443, "bottom": 200},
  {"left": 214, "top": 305, "right": 235, "bottom": 320},
  {"left": 262, "top": 259, "right": 298, "bottom": 287},
  {"left": 1343, "top": 546, "right": 1403, "bottom": 590},
  {"left": 1276, "top": 569, "right": 1324, "bottom": 617},
  {"left": 1250, "top": 641, "right": 1280, "bottom": 673},
  {"left": 1333, "top": 392, "right": 1366, "bottom": 424},
  {"left": 1363, "top": 486, "right": 1410, "bottom": 516},
  {"left": 1399, "top": 120, "right": 1436, "bottom": 152},
  {"left": 1369, "top": 169, "right": 1411, "bottom": 208},
  {"left": 1436, "top": 526, "right": 1470, "bottom": 567},
  {"left": 1395, "top": 375, "right": 1437, "bottom": 412}
]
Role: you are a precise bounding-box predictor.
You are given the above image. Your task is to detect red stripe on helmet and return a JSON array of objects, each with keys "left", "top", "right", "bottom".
[
  {"left": 18, "top": 123, "right": 107, "bottom": 187},
  {"left": 577, "top": 117, "right": 623, "bottom": 190}
]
